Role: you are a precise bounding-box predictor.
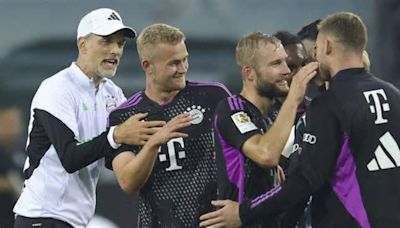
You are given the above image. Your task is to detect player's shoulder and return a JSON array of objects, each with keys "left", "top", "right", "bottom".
[
  {"left": 307, "top": 89, "right": 343, "bottom": 122},
  {"left": 187, "top": 80, "right": 231, "bottom": 96},
  {"left": 109, "top": 91, "right": 145, "bottom": 121},
  {"left": 111, "top": 91, "right": 144, "bottom": 114},
  {"left": 34, "top": 68, "right": 76, "bottom": 102},
  {"left": 216, "top": 94, "right": 247, "bottom": 114},
  {"left": 40, "top": 67, "right": 71, "bottom": 87},
  {"left": 372, "top": 75, "right": 400, "bottom": 96}
]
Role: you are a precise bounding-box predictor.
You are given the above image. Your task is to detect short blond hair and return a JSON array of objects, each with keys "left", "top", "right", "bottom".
[
  {"left": 136, "top": 23, "right": 185, "bottom": 61},
  {"left": 318, "top": 12, "right": 367, "bottom": 53},
  {"left": 236, "top": 32, "right": 280, "bottom": 68}
]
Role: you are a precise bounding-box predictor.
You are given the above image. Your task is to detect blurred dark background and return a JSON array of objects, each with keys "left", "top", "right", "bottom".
[{"left": 0, "top": 0, "right": 398, "bottom": 227}]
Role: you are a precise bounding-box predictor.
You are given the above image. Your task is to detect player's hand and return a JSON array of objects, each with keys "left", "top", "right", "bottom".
[
  {"left": 199, "top": 200, "right": 241, "bottom": 228},
  {"left": 113, "top": 113, "right": 166, "bottom": 146},
  {"left": 146, "top": 112, "right": 192, "bottom": 147},
  {"left": 277, "top": 165, "right": 286, "bottom": 184},
  {"left": 287, "top": 62, "right": 318, "bottom": 105}
]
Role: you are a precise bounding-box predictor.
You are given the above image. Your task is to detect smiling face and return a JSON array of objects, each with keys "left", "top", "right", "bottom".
[
  {"left": 147, "top": 40, "right": 189, "bottom": 93},
  {"left": 77, "top": 30, "right": 126, "bottom": 83},
  {"left": 253, "top": 42, "right": 291, "bottom": 98}
]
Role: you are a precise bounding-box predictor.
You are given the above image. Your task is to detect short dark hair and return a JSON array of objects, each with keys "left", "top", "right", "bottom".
[
  {"left": 273, "top": 31, "right": 301, "bottom": 47},
  {"left": 297, "top": 19, "right": 321, "bottom": 41},
  {"left": 318, "top": 12, "right": 367, "bottom": 53}
]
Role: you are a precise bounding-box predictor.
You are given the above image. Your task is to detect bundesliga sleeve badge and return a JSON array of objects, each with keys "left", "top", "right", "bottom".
[{"left": 231, "top": 111, "right": 257, "bottom": 134}]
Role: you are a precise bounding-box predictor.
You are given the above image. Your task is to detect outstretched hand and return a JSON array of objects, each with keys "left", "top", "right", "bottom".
[
  {"left": 113, "top": 113, "right": 166, "bottom": 146},
  {"left": 199, "top": 200, "right": 241, "bottom": 228}
]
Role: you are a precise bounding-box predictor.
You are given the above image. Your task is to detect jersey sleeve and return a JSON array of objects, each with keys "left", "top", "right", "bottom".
[
  {"left": 212, "top": 82, "right": 232, "bottom": 100},
  {"left": 104, "top": 108, "right": 141, "bottom": 170},
  {"left": 32, "top": 79, "right": 79, "bottom": 136},
  {"left": 190, "top": 81, "right": 232, "bottom": 107},
  {"left": 26, "top": 81, "right": 116, "bottom": 174},
  {"left": 29, "top": 109, "right": 113, "bottom": 175},
  {"left": 214, "top": 100, "right": 262, "bottom": 150},
  {"left": 239, "top": 95, "right": 343, "bottom": 225}
]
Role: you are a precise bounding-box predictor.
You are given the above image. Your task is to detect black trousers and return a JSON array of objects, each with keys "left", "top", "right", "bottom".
[{"left": 14, "top": 216, "right": 72, "bottom": 228}]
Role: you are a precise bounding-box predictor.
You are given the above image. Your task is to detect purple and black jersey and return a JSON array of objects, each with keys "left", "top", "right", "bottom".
[
  {"left": 240, "top": 68, "right": 400, "bottom": 228},
  {"left": 106, "top": 81, "right": 230, "bottom": 227},
  {"left": 213, "top": 94, "right": 279, "bottom": 227}
]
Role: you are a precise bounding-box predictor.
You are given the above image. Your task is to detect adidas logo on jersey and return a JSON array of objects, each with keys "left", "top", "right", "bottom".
[{"left": 367, "top": 132, "right": 400, "bottom": 171}]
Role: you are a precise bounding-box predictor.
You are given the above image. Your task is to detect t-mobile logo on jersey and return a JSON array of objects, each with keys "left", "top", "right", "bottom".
[
  {"left": 158, "top": 137, "right": 186, "bottom": 171},
  {"left": 363, "top": 89, "right": 390, "bottom": 124}
]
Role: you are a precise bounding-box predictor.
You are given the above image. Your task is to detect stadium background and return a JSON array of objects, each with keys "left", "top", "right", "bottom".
[{"left": 0, "top": 0, "right": 397, "bottom": 227}]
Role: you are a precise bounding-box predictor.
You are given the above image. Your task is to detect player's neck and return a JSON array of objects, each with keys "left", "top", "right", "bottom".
[
  {"left": 76, "top": 59, "right": 102, "bottom": 88},
  {"left": 240, "top": 89, "right": 272, "bottom": 117},
  {"left": 330, "top": 53, "right": 364, "bottom": 78}
]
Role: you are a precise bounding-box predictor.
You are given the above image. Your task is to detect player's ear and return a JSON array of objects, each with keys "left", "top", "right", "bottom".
[
  {"left": 77, "top": 37, "right": 87, "bottom": 54},
  {"left": 325, "top": 39, "right": 332, "bottom": 56},
  {"left": 242, "top": 65, "right": 255, "bottom": 81},
  {"left": 142, "top": 60, "right": 152, "bottom": 74}
]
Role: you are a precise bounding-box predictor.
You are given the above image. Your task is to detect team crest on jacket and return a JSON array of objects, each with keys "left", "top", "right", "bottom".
[
  {"left": 186, "top": 105, "right": 205, "bottom": 124},
  {"left": 105, "top": 95, "right": 118, "bottom": 112}
]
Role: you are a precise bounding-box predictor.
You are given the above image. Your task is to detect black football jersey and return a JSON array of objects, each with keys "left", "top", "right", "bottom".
[
  {"left": 106, "top": 81, "right": 230, "bottom": 227},
  {"left": 213, "top": 94, "right": 279, "bottom": 227},
  {"left": 240, "top": 68, "right": 400, "bottom": 228}
]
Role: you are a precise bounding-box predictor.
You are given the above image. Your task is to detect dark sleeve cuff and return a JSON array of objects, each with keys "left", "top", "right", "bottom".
[{"left": 105, "top": 144, "right": 139, "bottom": 170}]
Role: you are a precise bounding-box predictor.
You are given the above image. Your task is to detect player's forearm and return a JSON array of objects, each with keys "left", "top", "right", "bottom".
[
  {"left": 117, "top": 144, "right": 160, "bottom": 195},
  {"left": 260, "top": 98, "right": 298, "bottom": 164},
  {"left": 239, "top": 172, "right": 310, "bottom": 226},
  {"left": 60, "top": 132, "right": 112, "bottom": 173},
  {"left": 112, "top": 125, "right": 125, "bottom": 144},
  {"left": 35, "top": 109, "right": 113, "bottom": 173}
]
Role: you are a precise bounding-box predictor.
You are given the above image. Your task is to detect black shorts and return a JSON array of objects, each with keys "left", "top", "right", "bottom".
[{"left": 14, "top": 216, "right": 72, "bottom": 228}]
